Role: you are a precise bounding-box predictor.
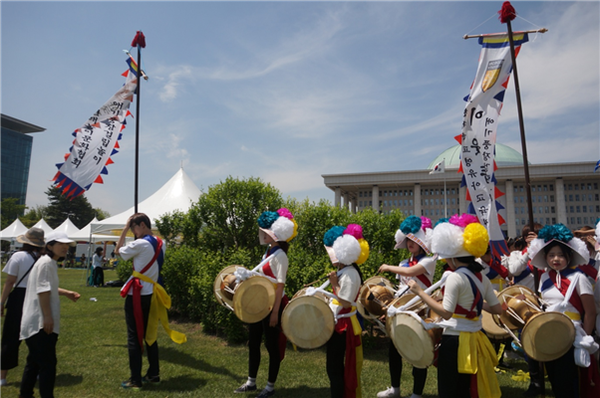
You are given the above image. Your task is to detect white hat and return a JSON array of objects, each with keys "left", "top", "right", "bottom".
[
  {"left": 430, "top": 214, "right": 489, "bottom": 259},
  {"left": 45, "top": 231, "right": 77, "bottom": 247},
  {"left": 323, "top": 224, "right": 369, "bottom": 266},
  {"left": 394, "top": 216, "right": 432, "bottom": 254},
  {"left": 528, "top": 224, "right": 589, "bottom": 270},
  {"left": 257, "top": 208, "right": 297, "bottom": 244}
]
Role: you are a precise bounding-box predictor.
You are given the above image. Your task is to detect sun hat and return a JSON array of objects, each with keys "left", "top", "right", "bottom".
[
  {"left": 45, "top": 231, "right": 77, "bottom": 247},
  {"left": 323, "top": 224, "right": 369, "bottom": 266},
  {"left": 430, "top": 214, "right": 489, "bottom": 259},
  {"left": 257, "top": 208, "right": 297, "bottom": 245},
  {"left": 16, "top": 227, "right": 45, "bottom": 247},
  {"left": 528, "top": 224, "right": 589, "bottom": 270},
  {"left": 394, "top": 215, "right": 433, "bottom": 254}
]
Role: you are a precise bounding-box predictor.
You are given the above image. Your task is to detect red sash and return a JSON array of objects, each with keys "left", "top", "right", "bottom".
[
  {"left": 454, "top": 272, "right": 483, "bottom": 319},
  {"left": 262, "top": 259, "right": 289, "bottom": 361},
  {"left": 488, "top": 257, "right": 509, "bottom": 279},
  {"left": 580, "top": 355, "right": 600, "bottom": 397},
  {"left": 408, "top": 257, "right": 432, "bottom": 288},
  {"left": 120, "top": 237, "right": 163, "bottom": 351},
  {"left": 578, "top": 263, "right": 598, "bottom": 281},
  {"left": 334, "top": 306, "right": 361, "bottom": 398},
  {"left": 547, "top": 269, "right": 584, "bottom": 315}
]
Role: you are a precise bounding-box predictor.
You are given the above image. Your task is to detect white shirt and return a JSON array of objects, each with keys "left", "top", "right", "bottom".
[
  {"left": 20, "top": 255, "right": 60, "bottom": 339},
  {"left": 3, "top": 251, "right": 37, "bottom": 288},
  {"left": 92, "top": 253, "right": 103, "bottom": 269},
  {"left": 539, "top": 270, "right": 593, "bottom": 319},
  {"left": 396, "top": 255, "right": 437, "bottom": 289},
  {"left": 258, "top": 248, "right": 288, "bottom": 284},
  {"left": 119, "top": 237, "right": 165, "bottom": 296},
  {"left": 329, "top": 265, "right": 361, "bottom": 317}
]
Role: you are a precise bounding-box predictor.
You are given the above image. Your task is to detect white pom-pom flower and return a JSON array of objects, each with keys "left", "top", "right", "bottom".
[
  {"left": 431, "top": 223, "right": 469, "bottom": 259},
  {"left": 271, "top": 216, "right": 295, "bottom": 242},
  {"left": 332, "top": 234, "right": 361, "bottom": 265}
]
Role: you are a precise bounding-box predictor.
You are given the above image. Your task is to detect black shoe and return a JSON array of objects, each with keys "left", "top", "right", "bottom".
[
  {"left": 121, "top": 378, "right": 142, "bottom": 391},
  {"left": 234, "top": 383, "right": 257, "bottom": 393},
  {"left": 256, "top": 388, "right": 275, "bottom": 398},
  {"left": 142, "top": 374, "right": 160, "bottom": 384},
  {"left": 523, "top": 383, "right": 542, "bottom": 397}
]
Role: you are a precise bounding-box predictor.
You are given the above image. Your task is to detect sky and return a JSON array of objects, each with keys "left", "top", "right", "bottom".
[{"left": 2, "top": 0, "right": 599, "bottom": 217}]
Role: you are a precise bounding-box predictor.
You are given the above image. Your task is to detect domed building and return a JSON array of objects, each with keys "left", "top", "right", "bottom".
[{"left": 322, "top": 144, "right": 599, "bottom": 238}]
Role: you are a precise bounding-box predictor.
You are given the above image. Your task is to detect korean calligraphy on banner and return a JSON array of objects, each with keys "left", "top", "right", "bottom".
[
  {"left": 52, "top": 58, "right": 138, "bottom": 199},
  {"left": 459, "top": 33, "right": 528, "bottom": 255}
]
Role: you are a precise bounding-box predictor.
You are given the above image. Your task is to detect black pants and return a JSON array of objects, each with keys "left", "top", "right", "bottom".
[
  {"left": 19, "top": 330, "right": 58, "bottom": 398},
  {"left": 247, "top": 300, "right": 285, "bottom": 383},
  {"left": 388, "top": 340, "right": 427, "bottom": 393},
  {"left": 326, "top": 331, "right": 346, "bottom": 398},
  {"left": 437, "top": 335, "right": 471, "bottom": 398},
  {"left": 92, "top": 267, "right": 104, "bottom": 286},
  {"left": 125, "top": 294, "right": 159, "bottom": 384},
  {"left": 1, "top": 287, "right": 26, "bottom": 370},
  {"left": 545, "top": 346, "right": 579, "bottom": 398}
]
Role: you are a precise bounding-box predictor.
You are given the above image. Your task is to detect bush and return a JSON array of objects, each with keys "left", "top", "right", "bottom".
[{"left": 115, "top": 258, "right": 133, "bottom": 282}]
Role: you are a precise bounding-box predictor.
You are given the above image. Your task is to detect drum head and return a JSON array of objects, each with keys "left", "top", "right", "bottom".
[
  {"left": 482, "top": 311, "right": 510, "bottom": 342},
  {"left": 521, "top": 312, "right": 575, "bottom": 362},
  {"left": 213, "top": 265, "right": 242, "bottom": 308},
  {"left": 232, "top": 276, "right": 276, "bottom": 324},
  {"left": 496, "top": 285, "right": 540, "bottom": 330},
  {"left": 281, "top": 296, "right": 334, "bottom": 349},
  {"left": 357, "top": 276, "right": 395, "bottom": 319},
  {"left": 388, "top": 312, "right": 435, "bottom": 369}
]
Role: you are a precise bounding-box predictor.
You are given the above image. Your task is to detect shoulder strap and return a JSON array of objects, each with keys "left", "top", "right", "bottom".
[{"left": 14, "top": 252, "right": 40, "bottom": 287}]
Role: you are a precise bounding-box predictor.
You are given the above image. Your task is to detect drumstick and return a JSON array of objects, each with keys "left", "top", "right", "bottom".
[{"left": 398, "top": 272, "right": 449, "bottom": 311}]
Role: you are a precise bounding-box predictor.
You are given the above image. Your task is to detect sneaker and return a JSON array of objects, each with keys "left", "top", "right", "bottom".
[
  {"left": 377, "top": 387, "right": 400, "bottom": 398},
  {"left": 121, "top": 378, "right": 142, "bottom": 391},
  {"left": 256, "top": 388, "right": 275, "bottom": 398},
  {"left": 234, "top": 383, "right": 257, "bottom": 393},
  {"left": 142, "top": 374, "right": 160, "bottom": 384}
]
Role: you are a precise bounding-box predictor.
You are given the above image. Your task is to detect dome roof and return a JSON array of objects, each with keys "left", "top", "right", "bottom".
[{"left": 427, "top": 143, "right": 526, "bottom": 169}]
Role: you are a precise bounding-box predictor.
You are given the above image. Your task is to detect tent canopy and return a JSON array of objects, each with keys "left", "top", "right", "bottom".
[
  {"left": 71, "top": 218, "right": 118, "bottom": 243},
  {"left": 32, "top": 218, "right": 54, "bottom": 236},
  {"left": 53, "top": 218, "right": 81, "bottom": 237},
  {"left": 91, "top": 168, "right": 201, "bottom": 234},
  {"left": 0, "top": 218, "right": 29, "bottom": 241}
]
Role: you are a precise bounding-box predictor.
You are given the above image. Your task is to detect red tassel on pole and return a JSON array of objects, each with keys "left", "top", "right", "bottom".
[
  {"left": 131, "top": 31, "right": 146, "bottom": 48},
  {"left": 498, "top": 1, "right": 516, "bottom": 24}
]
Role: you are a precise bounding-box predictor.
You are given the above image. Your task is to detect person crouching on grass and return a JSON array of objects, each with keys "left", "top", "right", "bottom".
[{"left": 19, "top": 231, "right": 80, "bottom": 398}]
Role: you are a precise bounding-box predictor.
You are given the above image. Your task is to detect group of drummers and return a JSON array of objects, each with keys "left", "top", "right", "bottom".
[{"left": 215, "top": 208, "right": 600, "bottom": 398}]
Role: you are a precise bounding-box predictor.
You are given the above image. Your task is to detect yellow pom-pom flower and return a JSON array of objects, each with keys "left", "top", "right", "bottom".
[
  {"left": 286, "top": 219, "right": 298, "bottom": 242},
  {"left": 356, "top": 238, "right": 370, "bottom": 265},
  {"left": 462, "top": 223, "right": 489, "bottom": 258}
]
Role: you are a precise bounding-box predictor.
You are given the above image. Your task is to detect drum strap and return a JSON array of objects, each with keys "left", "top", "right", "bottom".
[
  {"left": 541, "top": 267, "right": 584, "bottom": 315},
  {"left": 453, "top": 268, "right": 483, "bottom": 319}
]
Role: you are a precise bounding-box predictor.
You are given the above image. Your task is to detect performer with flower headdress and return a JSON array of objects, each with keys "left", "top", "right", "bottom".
[
  {"left": 234, "top": 208, "right": 297, "bottom": 398},
  {"left": 407, "top": 214, "right": 504, "bottom": 398},
  {"left": 323, "top": 224, "right": 369, "bottom": 398},
  {"left": 377, "top": 216, "right": 436, "bottom": 398},
  {"left": 527, "top": 223, "right": 599, "bottom": 398}
]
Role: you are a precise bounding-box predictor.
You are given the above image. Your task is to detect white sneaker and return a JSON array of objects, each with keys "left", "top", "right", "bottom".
[
  {"left": 0, "top": 379, "right": 7, "bottom": 387},
  {"left": 377, "top": 387, "right": 400, "bottom": 398}
]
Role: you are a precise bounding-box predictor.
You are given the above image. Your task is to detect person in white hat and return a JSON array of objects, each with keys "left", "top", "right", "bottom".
[
  {"left": 323, "top": 224, "right": 369, "bottom": 398},
  {"left": 528, "top": 223, "right": 598, "bottom": 397},
  {"left": 235, "top": 208, "right": 297, "bottom": 398},
  {"left": 377, "top": 216, "right": 436, "bottom": 398},
  {"left": 407, "top": 214, "right": 503, "bottom": 398},
  {"left": 0, "top": 227, "right": 45, "bottom": 386},
  {"left": 18, "top": 231, "right": 80, "bottom": 398}
]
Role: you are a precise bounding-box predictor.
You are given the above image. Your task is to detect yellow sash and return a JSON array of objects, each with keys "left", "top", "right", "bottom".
[
  {"left": 458, "top": 330, "right": 501, "bottom": 398},
  {"left": 133, "top": 271, "right": 187, "bottom": 346}
]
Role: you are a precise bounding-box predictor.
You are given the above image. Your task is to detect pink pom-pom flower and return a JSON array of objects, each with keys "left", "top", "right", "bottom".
[
  {"left": 277, "top": 208, "right": 294, "bottom": 220},
  {"left": 449, "top": 214, "right": 479, "bottom": 228},
  {"left": 344, "top": 224, "right": 364, "bottom": 240},
  {"left": 420, "top": 216, "right": 432, "bottom": 230}
]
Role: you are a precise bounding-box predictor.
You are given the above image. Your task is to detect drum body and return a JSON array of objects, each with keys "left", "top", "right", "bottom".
[
  {"left": 482, "top": 311, "right": 510, "bottom": 343},
  {"left": 495, "top": 285, "right": 540, "bottom": 330},
  {"left": 213, "top": 265, "right": 276, "bottom": 324},
  {"left": 281, "top": 288, "right": 334, "bottom": 349},
  {"left": 387, "top": 312, "right": 441, "bottom": 369},
  {"left": 357, "top": 276, "right": 396, "bottom": 319},
  {"left": 520, "top": 312, "right": 575, "bottom": 362}
]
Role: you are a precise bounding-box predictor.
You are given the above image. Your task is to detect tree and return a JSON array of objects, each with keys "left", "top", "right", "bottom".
[
  {"left": 0, "top": 198, "right": 26, "bottom": 229},
  {"left": 44, "top": 186, "right": 96, "bottom": 229},
  {"left": 93, "top": 208, "right": 110, "bottom": 221},
  {"left": 20, "top": 205, "right": 49, "bottom": 228}
]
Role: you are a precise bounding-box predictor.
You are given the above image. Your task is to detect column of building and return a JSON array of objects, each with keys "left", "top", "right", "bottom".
[
  {"left": 504, "top": 180, "right": 516, "bottom": 238},
  {"left": 372, "top": 185, "right": 379, "bottom": 213},
  {"left": 413, "top": 183, "right": 421, "bottom": 217},
  {"left": 555, "top": 178, "right": 567, "bottom": 225}
]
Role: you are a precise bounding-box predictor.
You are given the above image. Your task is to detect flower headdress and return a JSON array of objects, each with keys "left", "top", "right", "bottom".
[
  {"left": 394, "top": 215, "right": 432, "bottom": 254},
  {"left": 528, "top": 224, "right": 589, "bottom": 270},
  {"left": 257, "top": 208, "right": 298, "bottom": 244},
  {"left": 323, "top": 224, "right": 370, "bottom": 266},
  {"left": 430, "top": 213, "right": 489, "bottom": 259}
]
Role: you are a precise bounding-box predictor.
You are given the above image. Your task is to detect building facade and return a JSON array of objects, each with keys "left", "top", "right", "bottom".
[
  {"left": 322, "top": 144, "right": 599, "bottom": 238},
  {"left": 1, "top": 114, "right": 45, "bottom": 205}
]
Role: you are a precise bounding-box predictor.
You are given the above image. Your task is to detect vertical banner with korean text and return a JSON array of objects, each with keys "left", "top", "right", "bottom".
[
  {"left": 52, "top": 58, "right": 138, "bottom": 199},
  {"left": 460, "top": 33, "right": 528, "bottom": 257}
]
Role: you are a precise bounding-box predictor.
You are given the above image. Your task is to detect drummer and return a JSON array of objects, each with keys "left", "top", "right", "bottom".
[
  {"left": 234, "top": 208, "right": 297, "bottom": 398},
  {"left": 528, "top": 224, "right": 599, "bottom": 397},
  {"left": 477, "top": 246, "right": 510, "bottom": 292},
  {"left": 377, "top": 216, "right": 436, "bottom": 398},
  {"left": 323, "top": 224, "right": 369, "bottom": 398},
  {"left": 407, "top": 214, "right": 504, "bottom": 398}
]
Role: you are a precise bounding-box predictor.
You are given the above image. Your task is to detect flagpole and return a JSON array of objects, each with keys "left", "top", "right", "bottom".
[{"left": 130, "top": 31, "right": 146, "bottom": 214}]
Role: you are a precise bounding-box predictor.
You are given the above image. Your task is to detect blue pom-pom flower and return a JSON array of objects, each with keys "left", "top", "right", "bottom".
[
  {"left": 400, "top": 215, "right": 422, "bottom": 235},
  {"left": 435, "top": 218, "right": 449, "bottom": 227},
  {"left": 538, "top": 223, "right": 573, "bottom": 243},
  {"left": 258, "top": 211, "right": 279, "bottom": 229},
  {"left": 323, "top": 226, "right": 345, "bottom": 247}
]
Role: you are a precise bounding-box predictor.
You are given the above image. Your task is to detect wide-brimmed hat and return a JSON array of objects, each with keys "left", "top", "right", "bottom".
[
  {"left": 394, "top": 216, "right": 432, "bottom": 254},
  {"left": 257, "top": 208, "right": 297, "bottom": 245},
  {"left": 16, "top": 227, "right": 45, "bottom": 247},
  {"left": 528, "top": 224, "right": 589, "bottom": 270},
  {"left": 45, "top": 231, "right": 77, "bottom": 247},
  {"left": 323, "top": 224, "right": 369, "bottom": 266},
  {"left": 430, "top": 214, "right": 489, "bottom": 259}
]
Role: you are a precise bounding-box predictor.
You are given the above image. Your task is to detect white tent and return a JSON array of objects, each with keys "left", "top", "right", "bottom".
[
  {"left": 31, "top": 218, "right": 54, "bottom": 236},
  {"left": 0, "top": 218, "right": 28, "bottom": 241},
  {"left": 91, "top": 168, "right": 201, "bottom": 234},
  {"left": 53, "top": 218, "right": 81, "bottom": 239},
  {"left": 71, "top": 218, "right": 118, "bottom": 243}
]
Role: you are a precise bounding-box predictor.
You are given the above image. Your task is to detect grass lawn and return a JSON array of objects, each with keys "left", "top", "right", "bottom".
[{"left": 1, "top": 268, "right": 555, "bottom": 397}]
